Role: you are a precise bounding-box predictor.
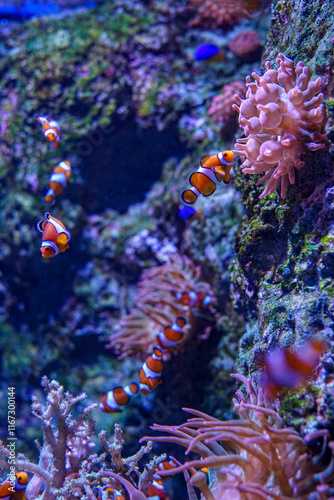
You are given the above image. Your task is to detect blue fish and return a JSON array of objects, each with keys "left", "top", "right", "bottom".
[
  {"left": 194, "top": 44, "right": 223, "bottom": 63},
  {"left": 178, "top": 206, "right": 202, "bottom": 222}
]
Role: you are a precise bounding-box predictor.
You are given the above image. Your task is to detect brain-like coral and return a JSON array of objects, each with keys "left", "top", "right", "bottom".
[
  {"left": 188, "top": 0, "right": 250, "bottom": 30},
  {"left": 233, "top": 53, "right": 327, "bottom": 198},
  {"left": 145, "top": 374, "right": 334, "bottom": 499},
  {"left": 107, "top": 254, "right": 215, "bottom": 358},
  {"left": 208, "top": 81, "right": 246, "bottom": 126}
]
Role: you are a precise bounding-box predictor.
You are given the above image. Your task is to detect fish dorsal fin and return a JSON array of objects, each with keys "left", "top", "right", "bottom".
[
  {"left": 200, "top": 155, "right": 210, "bottom": 167},
  {"left": 36, "top": 219, "right": 46, "bottom": 233}
]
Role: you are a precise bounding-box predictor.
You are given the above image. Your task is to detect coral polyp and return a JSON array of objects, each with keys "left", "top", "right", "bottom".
[
  {"left": 233, "top": 53, "right": 327, "bottom": 199},
  {"left": 143, "top": 374, "right": 334, "bottom": 499}
]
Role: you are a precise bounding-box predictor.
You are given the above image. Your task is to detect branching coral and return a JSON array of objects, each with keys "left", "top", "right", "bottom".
[
  {"left": 188, "top": 0, "right": 250, "bottom": 30},
  {"left": 0, "top": 378, "right": 165, "bottom": 500},
  {"left": 208, "top": 81, "right": 246, "bottom": 127},
  {"left": 233, "top": 53, "right": 327, "bottom": 198},
  {"left": 108, "top": 253, "right": 215, "bottom": 358},
  {"left": 141, "top": 374, "right": 334, "bottom": 499}
]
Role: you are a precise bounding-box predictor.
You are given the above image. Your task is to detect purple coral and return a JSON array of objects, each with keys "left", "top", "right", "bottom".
[
  {"left": 233, "top": 53, "right": 327, "bottom": 198},
  {"left": 0, "top": 379, "right": 165, "bottom": 500}
]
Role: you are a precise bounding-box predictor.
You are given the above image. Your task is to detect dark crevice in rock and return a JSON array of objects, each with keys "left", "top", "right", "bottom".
[{"left": 68, "top": 117, "right": 189, "bottom": 214}]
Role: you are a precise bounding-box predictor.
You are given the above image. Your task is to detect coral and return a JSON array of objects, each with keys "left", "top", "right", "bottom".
[
  {"left": 227, "top": 29, "right": 262, "bottom": 60},
  {"left": 188, "top": 0, "right": 250, "bottom": 30},
  {"left": 208, "top": 81, "right": 247, "bottom": 127},
  {"left": 0, "top": 377, "right": 165, "bottom": 500},
  {"left": 108, "top": 253, "right": 215, "bottom": 358},
  {"left": 233, "top": 53, "right": 327, "bottom": 199},
  {"left": 143, "top": 373, "right": 334, "bottom": 499}
]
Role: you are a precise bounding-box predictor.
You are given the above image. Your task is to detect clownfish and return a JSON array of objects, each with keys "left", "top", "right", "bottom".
[
  {"left": 181, "top": 151, "right": 234, "bottom": 205},
  {"left": 139, "top": 346, "right": 164, "bottom": 395},
  {"left": 100, "top": 382, "right": 139, "bottom": 413},
  {"left": 37, "top": 212, "right": 71, "bottom": 258},
  {"left": 0, "top": 471, "right": 28, "bottom": 500},
  {"left": 194, "top": 44, "right": 224, "bottom": 64},
  {"left": 44, "top": 161, "right": 71, "bottom": 204},
  {"left": 157, "top": 316, "right": 187, "bottom": 350},
  {"left": 35, "top": 114, "right": 61, "bottom": 149},
  {"left": 178, "top": 206, "right": 202, "bottom": 222},
  {"left": 101, "top": 486, "right": 125, "bottom": 500},
  {"left": 158, "top": 458, "right": 178, "bottom": 474},
  {"left": 147, "top": 479, "right": 167, "bottom": 500},
  {"left": 263, "top": 339, "right": 327, "bottom": 398},
  {"left": 158, "top": 459, "right": 208, "bottom": 486},
  {"left": 173, "top": 291, "right": 211, "bottom": 308}
]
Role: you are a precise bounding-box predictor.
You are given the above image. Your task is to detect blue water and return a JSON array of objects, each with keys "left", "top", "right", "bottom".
[{"left": 0, "top": 0, "right": 96, "bottom": 19}]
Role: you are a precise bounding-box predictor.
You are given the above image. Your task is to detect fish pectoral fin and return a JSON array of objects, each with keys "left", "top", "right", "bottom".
[
  {"left": 213, "top": 165, "right": 226, "bottom": 175},
  {"left": 57, "top": 233, "right": 68, "bottom": 245},
  {"left": 147, "top": 378, "right": 154, "bottom": 390}
]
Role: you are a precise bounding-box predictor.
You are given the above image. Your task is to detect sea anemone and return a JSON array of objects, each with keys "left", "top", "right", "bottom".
[
  {"left": 142, "top": 373, "right": 334, "bottom": 499},
  {"left": 233, "top": 53, "right": 327, "bottom": 198},
  {"left": 107, "top": 254, "right": 215, "bottom": 358}
]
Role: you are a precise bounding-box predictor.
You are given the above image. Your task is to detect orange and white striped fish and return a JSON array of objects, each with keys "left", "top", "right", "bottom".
[
  {"left": 181, "top": 150, "right": 234, "bottom": 205},
  {"left": 147, "top": 479, "right": 167, "bottom": 499},
  {"left": 173, "top": 291, "right": 211, "bottom": 308},
  {"left": 158, "top": 458, "right": 178, "bottom": 474},
  {"left": 44, "top": 161, "right": 71, "bottom": 204},
  {"left": 0, "top": 471, "right": 28, "bottom": 500},
  {"left": 139, "top": 346, "right": 164, "bottom": 395},
  {"left": 157, "top": 316, "right": 187, "bottom": 350},
  {"left": 263, "top": 339, "right": 327, "bottom": 398},
  {"left": 37, "top": 212, "right": 71, "bottom": 258},
  {"left": 100, "top": 486, "right": 125, "bottom": 500},
  {"left": 99, "top": 382, "right": 139, "bottom": 413},
  {"left": 35, "top": 114, "right": 61, "bottom": 149}
]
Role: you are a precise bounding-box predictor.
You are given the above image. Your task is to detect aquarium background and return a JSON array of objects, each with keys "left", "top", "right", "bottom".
[{"left": 1, "top": 0, "right": 334, "bottom": 499}]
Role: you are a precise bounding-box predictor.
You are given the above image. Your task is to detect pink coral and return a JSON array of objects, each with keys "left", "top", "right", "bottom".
[
  {"left": 208, "top": 81, "right": 247, "bottom": 126},
  {"left": 143, "top": 374, "right": 334, "bottom": 499},
  {"left": 233, "top": 53, "right": 327, "bottom": 199},
  {"left": 228, "top": 29, "right": 262, "bottom": 59},
  {"left": 188, "top": 0, "right": 250, "bottom": 30}
]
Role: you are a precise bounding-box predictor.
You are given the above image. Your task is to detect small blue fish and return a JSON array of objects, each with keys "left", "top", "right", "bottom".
[
  {"left": 194, "top": 44, "right": 223, "bottom": 63},
  {"left": 178, "top": 206, "right": 202, "bottom": 222}
]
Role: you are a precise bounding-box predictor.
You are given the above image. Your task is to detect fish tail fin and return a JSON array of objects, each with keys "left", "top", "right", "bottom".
[{"left": 211, "top": 51, "right": 224, "bottom": 63}]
